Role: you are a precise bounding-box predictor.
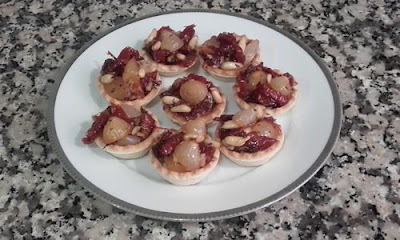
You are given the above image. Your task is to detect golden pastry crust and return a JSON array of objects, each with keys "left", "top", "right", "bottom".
[
  {"left": 142, "top": 51, "right": 198, "bottom": 77},
  {"left": 97, "top": 73, "right": 161, "bottom": 108},
  {"left": 163, "top": 87, "right": 227, "bottom": 125},
  {"left": 233, "top": 85, "right": 298, "bottom": 115},
  {"left": 215, "top": 121, "right": 284, "bottom": 167},
  {"left": 94, "top": 112, "right": 160, "bottom": 159},
  {"left": 149, "top": 143, "right": 220, "bottom": 186},
  {"left": 201, "top": 53, "right": 261, "bottom": 80}
]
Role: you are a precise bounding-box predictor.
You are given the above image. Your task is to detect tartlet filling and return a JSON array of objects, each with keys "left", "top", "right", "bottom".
[
  {"left": 199, "top": 32, "right": 259, "bottom": 69},
  {"left": 152, "top": 120, "right": 216, "bottom": 173},
  {"left": 144, "top": 25, "right": 197, "bottom": 67},
  {"left": 100, "top": 47, "right": 161, "bottom": 101},
  {"left": 160, "top": 74, "right": 223, "bottom": 120},
  {"left": 235, "top": 63, "right": 298, "bottom": 108},
  {"left": 82, "top": 104, "right": 156, "bottom": 145},
  {"left": 217, "top": 109, "right": 281, "bottom": 153}
]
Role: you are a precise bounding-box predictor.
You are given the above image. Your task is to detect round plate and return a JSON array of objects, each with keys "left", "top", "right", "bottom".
[{"left": 48, "top": 10, "right": 341, "bottom": 221}]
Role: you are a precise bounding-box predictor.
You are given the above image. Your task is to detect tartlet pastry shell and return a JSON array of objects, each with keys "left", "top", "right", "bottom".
[
  {"left": 215, "top": 122, "right": 284, "bottom": 167},
  {"left": 94, "top": 112, "right": 160, "bottom": 159},
  {"left": 150, "top": 144, "right": 220, "bottom": 186},
  {"left": 97, "top": 74, "right": 161, "bottom": 108},
  {"left": 233, "top": 85, "right": 298, "bottom": 115}
]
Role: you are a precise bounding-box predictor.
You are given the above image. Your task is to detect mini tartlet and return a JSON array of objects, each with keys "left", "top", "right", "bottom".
[
  {"left": 199, "top": 32, "right": 261, "bottom": 79},
  {"left": 82, "top": 104, "right": 160, "bottom": 159},
  {"left": 233, "top": 63, "right": 298, "bottom": 115},
  {"left": 97, "top": 47, "right": 161, "bottom": 108},
  {"left": 215, "top": 109, "right": 283, "bottom": 166},
  {"left": 143, "top": 25, "right": 198, "bottom": 76},
  {"left": 150, "top": 120, "right": 220, "bottom": 186},
  {"left": 160, "top": 74, "right": 226, "bottom": 125}
]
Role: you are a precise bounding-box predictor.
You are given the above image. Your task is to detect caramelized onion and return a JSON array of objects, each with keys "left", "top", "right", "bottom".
[
  {"left": 247, "top": 70, "right": 268, "bottom": 91},
  {"left": 232, "top": 109, "right": 257, "bottom": 126},
  {"left": 120, "top": 104, "right": 142, "bottom": 118},
  {"left": 252, "top": 120, "right": 279, "bottom": 138},
  {"left": 269, "top": 76, "right": 291, "bottom": 96},
  {"left": 164, "top": 157, "right": 187, "bottom": 173},
  {"left": 179, "top": 80, "right": 208, "bottom": 105},
  {"left": 103, "top": 76, "right": 131, "bottom": 100},
  {"left": 159, "top": 31, "right": 184, "bottom": 52},
  {"left": 172, "top": 141, "right": 203, "bottom": 171},
  {"left": 102, "top": 117, "right": 132, "bottom": 144},
  {"left": 244, "top": 40, "right": 259, "bottom": 64},
  {"left": 122, "top": 58, "right": 140, "bottom": 83},
  {"left": 181, "top": 119, "right": 206, "bottom": 136}
]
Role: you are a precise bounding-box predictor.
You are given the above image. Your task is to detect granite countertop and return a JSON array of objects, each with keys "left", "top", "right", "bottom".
[{"left": 1, "top": 0, "right": 399, "bottom": 239}]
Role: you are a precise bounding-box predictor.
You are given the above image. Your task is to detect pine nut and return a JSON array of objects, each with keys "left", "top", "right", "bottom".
[
  {"left": 267, "top": 74, "right": 272, "bottom": 83},
  {"left": 255, "top": 106, "right": 264, "bottom": 118},
  {"left": 146, "top": 29, "right": 157, "bottom": 43},
  {"left": 188, "top": 36, "right": 198, "bottom": 49},
  {"left": 162, "top": 96, "right": 180, "bottom": 105},
  {"left": 210, "top": 88, "right": 223, "bottom": 104},
  {"left": 176, "top": 53, "right": 186, "bottom": 60},
  {"left": 223, "top": 136, "right": 248, "bottom": 147},
  {"left": 138, "top": 68, "right": 145, "bottom": 78},
  {"left": 152, "top": 41, "right": 161, "bottom": 51},
  {"left": 131, "top": 126, "right": 141, "bottom": 135},
  {"left": 243, "top": 128, "right": 251, "bottom": 134},
  {"left": 221, "top": 61, "right": 243, "bottom": 70},
  {"left": 100, "top": 74, "right": 114, "bottom": 84},
  {"left": 171, "top": 104, "right": 191, "bottom": 113},
  {"left": 238, "top": 36, "right": 247, "bottom": 52},
  {"left": 221, "top": 120, "right": 239, "bottom": 129}
]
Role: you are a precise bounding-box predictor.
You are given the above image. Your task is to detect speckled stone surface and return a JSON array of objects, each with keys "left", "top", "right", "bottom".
[{"left": 1, "top": 0, "right": 399, "bottom": 239}]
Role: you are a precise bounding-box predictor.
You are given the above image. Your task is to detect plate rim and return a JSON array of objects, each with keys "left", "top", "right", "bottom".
[{"left": 47, "top": 9, "right": 342, "bottom": 222}]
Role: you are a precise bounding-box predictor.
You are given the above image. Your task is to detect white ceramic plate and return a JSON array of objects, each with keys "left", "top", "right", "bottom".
[{"left": 48, "top": 10, "right": 341, "bottom": 221}]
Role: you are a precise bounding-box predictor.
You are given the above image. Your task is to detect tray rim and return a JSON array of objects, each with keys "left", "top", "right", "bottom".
[{"left": 47, "top": 9, "right": 342, "bottom": 222}]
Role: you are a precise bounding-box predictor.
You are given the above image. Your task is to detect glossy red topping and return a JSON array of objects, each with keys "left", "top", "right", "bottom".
[
  {"left": 236, "top": 63, "right": 298, "bottom": 109},
  {"left": 199, "top": 142, "right": 216, "bottom": 164},
  {"left": 218, "top": 115, "right": 279, "bottom": 153},
  {"left": 160, "top": 74, "right": 216, "bottom": 120},
  {"left": 117, "top": 47, "right": 143, "bottom": 64},
  {"left": 144, "top": 25, "right": 197, "bottom": 67},
  {"left": 199, "top": 32, "right": 245, "bottom": 67},
  {"left": 141, "top": 71, "right": 161, "bottom": 94},
  {"left": 82, "top": 107, "right": 112, "bottom": 144},
  {"left": 82, "top": 105, "right": 156, "bottom": 144},
  {"left": 179, "top": 24, "right": 195, "bottom": 44}
]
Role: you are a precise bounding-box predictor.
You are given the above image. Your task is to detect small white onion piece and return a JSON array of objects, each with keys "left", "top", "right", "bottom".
[
  {"left": 244, "top": 40, "right": 259, "bottom": 64},
  {"left": 181, "top": 119, "right": 206, "bottom": 136},
  {"left": 252, "top": 120, "right": 280, "bottom": 138},
  {"left": 172, "top": 141, "right": 203, "bottom": 171},
  {"left": 270, "top": 76, "right": 292, "bottom": 96},
  {"left": 232, "top": 109, "right": 257, "bottom": 126},
  {"left": 159, "top": 31, "right": 184, "bottom": 52},
  {"left": 120, "top": 104, "right": 142, "bottom": 118}
]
